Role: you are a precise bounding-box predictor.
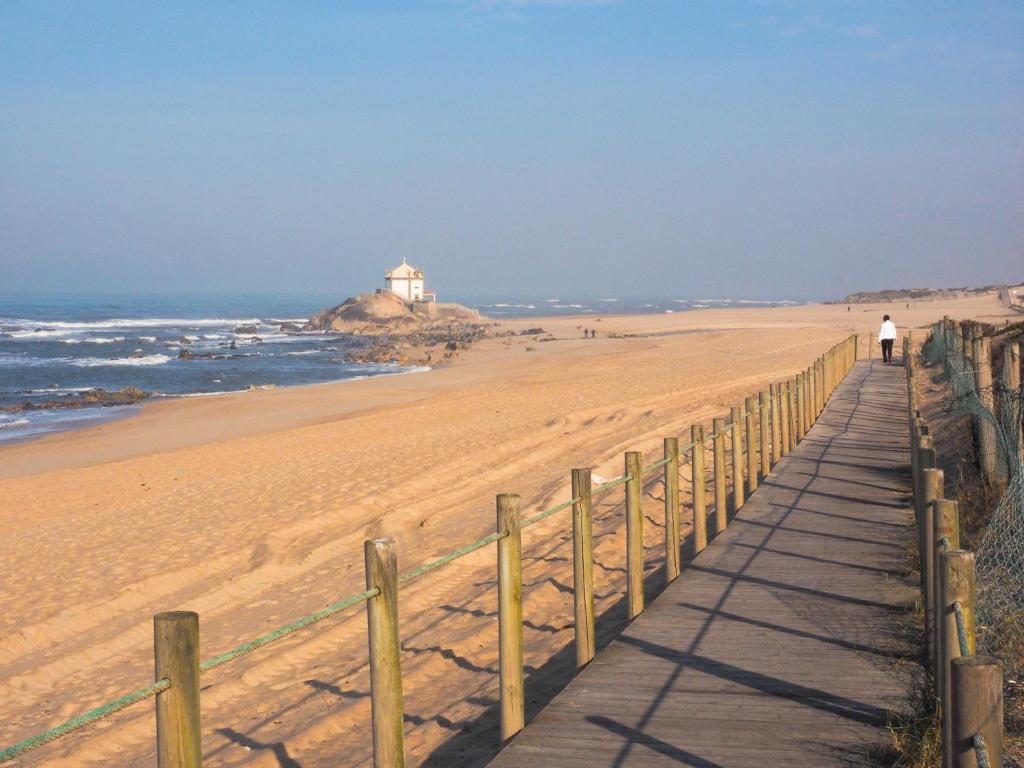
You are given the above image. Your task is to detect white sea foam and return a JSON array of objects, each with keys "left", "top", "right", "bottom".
[
  {"left": 2, "top": 317, "right": 261, "bottom": 331},
  {"left": 138, "top": 336, "right": 157, "bottom": 343},
  {"left": 71, "top": 354, "right": 172, "bottom": 367},
  {"left": 283, "top": 350, "right": 321, "bottom": 356},
  {"left": 598, "top": 298, "right": 620, "bottom": 302},
  {"left": 60, "top": 336, "right": 126, "bottom": 344},
  {"left": 0, "top": 416, "right": 30, "bottom": 430}
]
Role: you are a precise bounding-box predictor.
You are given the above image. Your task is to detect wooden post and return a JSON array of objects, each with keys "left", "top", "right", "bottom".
[
  {"left": 951, "top": 656, "right": 1003, "bottom": 768},
  {"left": 730, "top": 406, "right": 745, "bottom": 516},
  {"left": 571, "top": 469, "right": 595, "bottom": 669},
  {"left": 785, "top": 381, "right": 795, "bottom": 453},
  {"left": 779, "top": 383, "right": 790, "bottom": 456},
  {"left": 939, "top": 549, "right": 976, "bottom": 768},
  {"left": 921, "top": 467, "right": 943, "bottom": 665},
  {"left": 933, "top": 499, "right": 962, "bottom": 689},
  {"left": 663, "top": 438, "right": 680, "bottom": 584},
  {"left": 758, "top": 392, "right": 770, "bottom": 477},
  {"left": 364, "top": 539, "right": 406, "bottom": 767},
  {"left": 154, "top": 611, "right": 201, "bottom": 768},
  {"left": 795, "top": 373, "right": 805, "bottom": 442},
  {"left": 769, "top": 383, "right": 781, "bottom": 465},
  {"left": 691, "top": 425, "right": 707, "bottom": 555},
  {"left": 712, "top": 418, "right": 727, "bottom": 535},
  {"left": 496, "top": 495, "right": 524, "bottom": 743},
  {"left": 745, "top": 396, "right": 758, "bottom": 493},
  {"left": 803, "top": 368, "right": 812, "bottom": 433},
  {"left": 973, "top": 336, "right": 998, "bottom": 479},
  {"left": 1004, "top": 342, "right": 1022, "bottom": 459},
  {"left": 625, "top": 451, "right": 644, "bottom": 619}
]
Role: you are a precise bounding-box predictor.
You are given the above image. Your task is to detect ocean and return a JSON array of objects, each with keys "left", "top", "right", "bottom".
[{"left": 0, "top": 293, "right": 799, "bottom": 443}]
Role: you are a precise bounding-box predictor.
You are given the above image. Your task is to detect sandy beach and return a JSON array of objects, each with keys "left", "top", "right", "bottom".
[{"left": 1, "top": 295, "right": 1018, "bottom": 767}]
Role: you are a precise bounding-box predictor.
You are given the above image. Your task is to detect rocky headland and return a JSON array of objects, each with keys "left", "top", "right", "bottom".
[{"left": 305, "top": 292, "right": 490, "bottom": 366}]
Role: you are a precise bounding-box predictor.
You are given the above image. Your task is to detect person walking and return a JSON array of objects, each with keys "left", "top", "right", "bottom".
[{"left": 878, "top": 314, "right": 897, "bottom": 364}]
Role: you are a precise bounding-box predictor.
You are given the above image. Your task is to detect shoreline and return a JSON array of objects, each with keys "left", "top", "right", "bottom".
[{"left": 2, "top": 296, "right": 1018, "bottom": 480}]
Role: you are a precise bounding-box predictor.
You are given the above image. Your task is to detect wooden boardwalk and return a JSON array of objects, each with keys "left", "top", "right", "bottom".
[{"left": 489, "top": 360, "right": 917, "bottom": 767}]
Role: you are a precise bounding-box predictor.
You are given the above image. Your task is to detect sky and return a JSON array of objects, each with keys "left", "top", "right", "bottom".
[{"left": 1, "top": 1, "right": 1022, "bottom": 301}]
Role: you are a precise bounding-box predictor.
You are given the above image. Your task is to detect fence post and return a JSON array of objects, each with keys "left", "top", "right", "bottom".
[
  {"left": 745, "top": 396, "right": 759, "bottom": 492},
  {"left": 496, "top": 495, "right": 524, "bottom": 743},
  {"left": 1004, "top": 342, "right": 1022, "bottom": 459},
  {"left": 758, "top": 392, "right": 770, "bottom": 477},
  {"left": 803, "top": 368, "right": 812, "bottom": 433},
  {"left": 364, "top": 539, "right": 406, "bottom": 766},
  {"left": 786, "top": 380, "right": 796, "bottom": 452},
  {"left": 664, "top": 438, "right": 680, "bottom": 584},
  {"left": 712, "top": 418, "right": 727, "bottom": 534},
  {"left": 973, "top": 336, "right": 998, "bottom": 480},
  {"left": 779, "top": 383, "right": 791, "bottom": 456},
  {"left": 625, "top": 451, "right": 644, "bottom": 619},
  {"left": 730, "top": 406, "right": 745, "bottom": 516},
  {"left": 154, "top": 611, "right": 201, "bottom": 768},
  {"left": 939, "top": 548, "right": 975, "bottom": 768},
  {"left": 795, "top": 373, "right": 805, "bottom": 443},
  {"left": 921, "top": 467, "right": 943, "bottom": 665},
  {"left": 950, "top": 656, "right": 1003, "bottom": 768},
  {"left": 769, "top": 384, "right": 781, "bottom": 465},
  {"left": 916, "top": 437, "right": 935, "bottom": 583},
  {"left": 571, "top": 469, "right": 595, "bottom": 669},
  {"left": 933, "top": 498, "right": 961, "bottom": 688},
  {"left": 692, "top": 425, "right": 707, "bottom": 555}
]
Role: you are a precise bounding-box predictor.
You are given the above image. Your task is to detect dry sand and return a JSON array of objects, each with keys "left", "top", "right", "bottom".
[{"left": 1, "top": 294, "right": 1019, "bottom": 766}]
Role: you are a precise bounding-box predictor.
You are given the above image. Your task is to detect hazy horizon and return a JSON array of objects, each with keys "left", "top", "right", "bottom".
[{"left": 2, "top": 2, "right": 1022, "bottom": 300}]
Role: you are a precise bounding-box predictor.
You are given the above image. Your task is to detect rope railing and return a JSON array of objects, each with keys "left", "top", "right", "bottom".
[
  {"left": 0, "top": 678, "right": 171, "bottom": 763},
  {"left": 0, "top": 334, "right": 860, "bottom": 767}
]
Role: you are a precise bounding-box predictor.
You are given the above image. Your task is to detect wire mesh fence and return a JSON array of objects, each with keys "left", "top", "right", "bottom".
[{"left": 922, "top": 319, "right": 1023, "bottom": 766}]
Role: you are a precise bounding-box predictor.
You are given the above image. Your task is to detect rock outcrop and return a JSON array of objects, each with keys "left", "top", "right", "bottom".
[
  {"left": 305, "top": 292, "right": 482, "bottom": 336},
  {"left": 2, "top": 386, "right": 151, "bottom": 413}
]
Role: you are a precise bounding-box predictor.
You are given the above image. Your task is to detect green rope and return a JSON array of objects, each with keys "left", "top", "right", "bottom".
[
  {"left": 0, "top": 678, "right": 170, "bottom": 764},
  {"left": 952, "top": 600, "right": 971, "bottom": 657},
  {"left": 594, "top": 474, "right": 630, "bottom": 493},
  {"left": 641, "top": 457, "right": 671, "bottom": 474},
  {"left": 201, "top": 588, "right": 378, "bottom": 671},
  {"left": 398, "top": 532, "right": 505, "bottom": 586},
  {"left": 522, "top": 496, "right": 583, "bottom": 528},
  {"left": 972, "top": 733, "right": 992, "bottom": 768}
]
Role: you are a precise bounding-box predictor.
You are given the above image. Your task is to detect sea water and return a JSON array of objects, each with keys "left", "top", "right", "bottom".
[{"left": 0, "top": 293, "right": 800, "bottom": 444}]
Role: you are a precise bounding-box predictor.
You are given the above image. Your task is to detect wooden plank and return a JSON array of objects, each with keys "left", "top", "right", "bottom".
[{"left": 489, "top": 361, "right": 916, "bottom": 767}]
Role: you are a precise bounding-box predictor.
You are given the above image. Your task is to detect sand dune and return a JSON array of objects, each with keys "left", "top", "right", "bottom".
[{"left": 0, "top": 294, "right": 1017, "bottom": 766}]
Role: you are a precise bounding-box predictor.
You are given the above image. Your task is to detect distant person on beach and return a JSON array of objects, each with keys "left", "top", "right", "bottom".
[{"left": 878, "top": 315, "right": 897, "bottom": 364}]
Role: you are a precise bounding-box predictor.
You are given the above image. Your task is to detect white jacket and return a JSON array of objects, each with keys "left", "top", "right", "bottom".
[{"left": 878, "top": 320, "right": 897, "bottom": 342}]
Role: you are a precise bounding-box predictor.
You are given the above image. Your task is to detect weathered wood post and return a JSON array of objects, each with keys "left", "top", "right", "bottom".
[
  {"left": 803, "top": 368, "right": 812, "bottom": 433},
  {"left": 795, "top": 373, "right": 805, "bottom": 442},
  {"left": 496, "top": 496, "right": 524, "bottom": 743},
  {"left": 664, "top": 438, "right": 680, "bottom": 584},
  {"left": 921, "top": 468, "right": 943, "bottom": 665},
  {"left": 758, "top": 392, "right": 770, "bottom": 477},
  {"left": 364, "top": 539, "right": 407, "bottom": 766},
  {"left": 730, "top": 406, "right": 745, "bottom": 516},
  {"left": 691, "top": 425, "right": 707, "bottom": 555},
  {"left": 1003, "top": 342, "right": 1022, "bottom": 462},
  {"left": 973, "top": 335, "right": 998, "bottom": 479},
  {"left": 939, "top": 548, "right": 975, "bottom": 768},
  {"left": 712, "top": 417, "right": 727, "bottom": 534},
  {"left": 571, "top": 469, "right": 595, "bottom": 668},
  {"left": 745, "top": 396, "right": 758, "bottom": 493},
  {"left": 625, "top": 451, "right": 644, "bottom": 620},
  {"left": 786, "top": 380, "right": 796, "bottom": 452},
  {"left": 779, "top": 383, "right": 791, "bottom": 456},
  {"left": 769, "top": 384, "right": 781, "bottom": 465},
  {"left": 951, "top": 656, "right": 1003, "bottom": 768},
  {"left": 154, "top": 611, "right": 202, "bottom": 768},
  {"left": 915, "top": 436, "right": 935, "bottom": 578},
  {"left": 933, "top": 498, "right": 961, "bottom": 684}
]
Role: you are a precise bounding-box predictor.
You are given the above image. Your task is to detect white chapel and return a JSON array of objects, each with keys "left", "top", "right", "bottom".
[{"left": 384, "top": 259, "right": 434, "bottom": 302}]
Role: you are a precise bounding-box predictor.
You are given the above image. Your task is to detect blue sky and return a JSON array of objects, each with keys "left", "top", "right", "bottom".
[{"left": 1, "top": 1, "right": 1021, "bottom": 300}]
